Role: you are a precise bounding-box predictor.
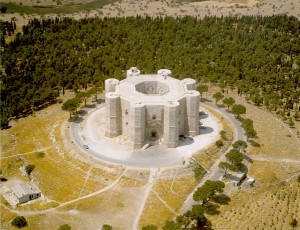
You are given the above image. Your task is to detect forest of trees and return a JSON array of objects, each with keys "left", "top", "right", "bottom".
[{"left": 1, "top": 15, "right": 299, "bottom": 127}]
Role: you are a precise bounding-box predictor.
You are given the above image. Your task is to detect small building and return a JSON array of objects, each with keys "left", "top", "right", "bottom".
[{"left": 12, "top": 183, "right": 41, "bottom": 204}]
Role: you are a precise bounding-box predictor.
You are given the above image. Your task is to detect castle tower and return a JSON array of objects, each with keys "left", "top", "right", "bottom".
[
  {"left": 182, "top": 78, "right": 196, "bottom": 90},
  {"left": 186, "top": 90, "right": 200, "bottom": 137},
  {"left": 129, "top": 101, "right": 146, "bottom": 149},
  {"left": 105, "top": 79, "right": 119, "bottom": 94},
  {"left": 127, "top": 67, "right": 141, "bottom": 77},
  {"left": 163, "top": 101, "right": 179, "bottom": 148},
  {"left": 105, "top": 92, "right": 121, "bottom": 137}
]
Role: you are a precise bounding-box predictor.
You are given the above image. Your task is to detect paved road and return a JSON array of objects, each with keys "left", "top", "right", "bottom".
[
  {"left": 180, "top": 101, "right": 245, "bottom": 213},
  {"left": 202, "top": 102, "right": 244, "bottom": 142},
  {"left": 201, "top": 102, "right": 245, "bottom": 181},
  {"left": 69, "top": 103, "right": 113, "bottom": 163}
]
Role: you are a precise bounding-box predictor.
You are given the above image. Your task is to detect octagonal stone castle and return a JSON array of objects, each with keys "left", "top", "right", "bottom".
[{"left": 105, "top": 67, "right": 200, "bottom": 149}]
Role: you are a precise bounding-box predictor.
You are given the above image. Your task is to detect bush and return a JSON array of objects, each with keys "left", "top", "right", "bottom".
[
  {"left": 36, "top": 152, "right": 45, "bottom": 158},
  {"left": 25, "top": 164, "right": 35, "bottom": 175},
  {"left": 58, "top": 224, "right": 71, "bottom": 230},
  {"left": 290, "top": 218, "right": 298, "bottom": 228},
  {"left": 193, "top": 166, "right": 205, "bottom": 180},
  {"left": 102, "top": 224, "right": 112, "bottom": 230},
  {"left": 11, "top": 216, "right": 28, "bottom": 228},
  {"left": 142, "top": 225, "right": 158, "bottom": 230},
  {"left": 215, "top": 140, "right": 224, "bottom": 148},
  {"left": 219, "top": 130, "right": 227, "bottom": 140}
]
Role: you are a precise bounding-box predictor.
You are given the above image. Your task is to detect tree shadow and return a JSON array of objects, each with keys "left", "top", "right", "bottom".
[
  {"left": 216, "top": 104, "right": 226, "bottom": 109},
  {"left": 243, "top": 154, "right": 253, "bottom": 163},
  {"left": 69, "top": 115, "right": 83, "bottom": 123},
  {"left": 200, "top": 98, "right": 212, "bottom": 103},
  {"left": 248, "top": 140, "right": 261, "bottom": 147},
  {"left": 203, "top": 202, "right": 221, "bottom": 215},
  {"left": 87, "top": 104, "right": 96, "bottom": 108},
  {"left": 96, "top": 98, "right": 105, "bottom": 104},
  {"left": 1, "top": 125, "right": 12, "bottom": 130},
  {"left": 77, "top": 109, "right": 88, "bottom": 116},
  {"left": 210, "top": 194, "right": 231, "bottom": 205},
  {"left": 238, "top": 163, "right": 248, "bottom": 174}
]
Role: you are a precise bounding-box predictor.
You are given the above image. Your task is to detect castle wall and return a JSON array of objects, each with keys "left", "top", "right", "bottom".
[
  {"left": 177, "top": 97, "right": 187, "bottom": 136},
  {"left": 120, "top": 99, "right": 131, "bottom": 136},
  {"left": 129, "top": 102, "right": 146, "bottom": 149},
  {"left": 105, "top": 93, "right": 121, "bottom": 137},
  {"left": 186, "top": 90, "right": 200, "bottom": 137},
  {"left": 163, "top": 101, "right": 179, "bottom": 148},
  {"left": 145, "top": 105, "right": 164, "bottom": 141}
]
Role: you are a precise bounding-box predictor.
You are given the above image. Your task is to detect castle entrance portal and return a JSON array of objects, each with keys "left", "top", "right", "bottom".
[{"left": 151, "top": 130, "right": 157, "bottom": 139}]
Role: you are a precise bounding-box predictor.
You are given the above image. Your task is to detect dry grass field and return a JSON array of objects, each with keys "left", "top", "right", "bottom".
[
  {"left": 205, "top": 86, "right": 300, "bottom": 229},
  {"left": 193, "top": 105, "right": 234, "bottom": 171},
  {"left": 0, "top": 94, "right": 136, "bottom": 229},
  {"left": 138, "top": 167, "right": 202, "bottom": 228},
  {"left": 210, "top": 163, "right": 300, "bottom": 230}
]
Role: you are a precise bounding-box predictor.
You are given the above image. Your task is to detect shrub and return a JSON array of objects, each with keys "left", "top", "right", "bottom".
[
  {"left": 215, "top": 140, "right": 224, "bottom": 148},
  {"left": 58, "top": 224, "right": 71, "bottom": 230},
  {"left": 36, "top": 152, "right": 45, "bottom": 158},
  {"left": 219, "top": 130, "right": 227, "bottom": 140},
  {"left": 102, "top": 224, "right": 112, "bottom": 230},
  {"left": 25, "top": 164, "right": 35, "bottom": 175},
  {"left": 142, "top": 225, "right": 158, "bottom": 230},
  {"left": 11, "top": 216, "right": 27, "bottom": 228},
  {"left": 290, "top": 218, "right": 298, "bottom": 228},
  {"left": 193, "top": 166, "right": 205, "bottom": 180}
]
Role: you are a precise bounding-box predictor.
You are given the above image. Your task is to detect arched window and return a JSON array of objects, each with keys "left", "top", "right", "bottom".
[
  {"left": 152, "top": 115, "right": 156, "bottom": 120},
  {"left": 125, "top": 110, "right": 128, "bottom": 115}
]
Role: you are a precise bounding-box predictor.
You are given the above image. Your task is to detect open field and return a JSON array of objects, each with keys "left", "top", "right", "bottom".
[
  {"left": 207, "top": 86, "right": 300, "bottom": 160},
  {"left": 138, "top": 166, "right": 204, "bottom": 228},
  {"left": 0, "top": 94, "right": 134, "bottom": 229},
  {"left": 205, "top": 86, "right": 300, "bottom": 229},
  {"left": 210, "top": 162, "right": 300, "bottom": 229}
]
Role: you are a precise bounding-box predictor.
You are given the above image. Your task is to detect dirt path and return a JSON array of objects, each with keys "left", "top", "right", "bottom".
[
  {"left": 1, "top": 139, "right": 71, "bottom": 159},
  {"left": 74, "top": 166, "right": 93, "bottom": 209},
  {"left": 152, "top": 190, "right": 178, "bottom": 216},
  {"left": 132, "top": 168, "right": 158, "bottom": 230}
]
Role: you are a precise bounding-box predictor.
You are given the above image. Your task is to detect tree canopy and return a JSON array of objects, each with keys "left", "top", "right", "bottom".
[
  {"left": 226, "top": 149, "right": 244, "bottom": 167},
  {"left": 232, "top": 104, "right": 246, "bottom": 117},
  {"left": 1, "top": 15, "right": 299, "bottom": 124},
  {"left": 193, "top": 180, "right": 225, "bottom": 203}
]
